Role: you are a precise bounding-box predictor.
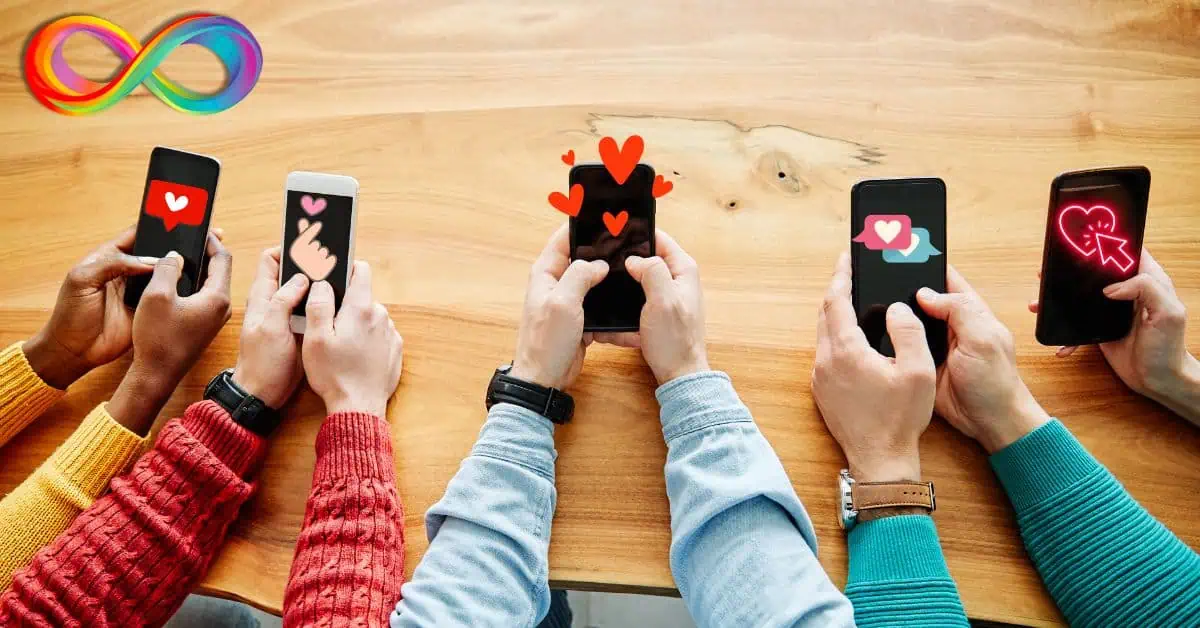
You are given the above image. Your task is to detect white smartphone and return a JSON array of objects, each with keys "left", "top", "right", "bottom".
[{"left": 280, "top": 171, "right": 359, "bottom": 334}]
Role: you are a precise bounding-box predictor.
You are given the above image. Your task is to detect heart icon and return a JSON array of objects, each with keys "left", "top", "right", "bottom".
[
  {"left": 561, "top": 150, "right": 575, "bottom": 166},
  {"left": 897, "top": 231, "right": 922, "bottom": 257},
  {"left": 598, "top": 135, "right": 644, "bottom": 185},
  {"left": 164, "top": 191, "right": 188, "bottom": 213},
  {"left": 873, "top": 220, "right": 902, "bottom": 244},
  {"left": 300, "top": 194, "right": 328, "bottom": 217},
  {"left": 603, "top": 211, "right": 629, "bottom": 237},
  {"left": 652, "top": 174, "right": 673, "bottom": 198},
  {"left": 548, "top": 183, "right": 584, "bottom": 217},
  {"left": 1057, "top": 204, "right": 1118, "bottom": 257}
]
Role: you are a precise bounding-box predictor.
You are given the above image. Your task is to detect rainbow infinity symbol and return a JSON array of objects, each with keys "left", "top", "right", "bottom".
[{"left": 23, "top": 13, "right": 262, "bottom": 115}]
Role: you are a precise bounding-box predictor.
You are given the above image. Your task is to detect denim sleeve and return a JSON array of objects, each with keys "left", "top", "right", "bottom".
[
  {"left": 390, "top": 404, "right": 556, "bottom": 628},
  {"left": 657, "top": 371, "right": 856, "bottom": 628}
]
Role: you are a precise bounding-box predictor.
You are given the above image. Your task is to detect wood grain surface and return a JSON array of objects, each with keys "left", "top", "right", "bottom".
[{"left": 2, "top": 1, "right": 1200, "bottom": 625}]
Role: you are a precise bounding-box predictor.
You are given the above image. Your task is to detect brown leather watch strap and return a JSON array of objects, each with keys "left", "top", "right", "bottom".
[{"left": 852, "top": 481, "right": 935, "bottom": 511}]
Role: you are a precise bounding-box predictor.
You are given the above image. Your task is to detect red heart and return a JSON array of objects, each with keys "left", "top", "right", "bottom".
[
  {"left": 652, "top": 174, "right": 673, "bottom": 198},
  {"left": 598, "top": 135, "right": 644, "bottom": 185},
  {"left": 603, "top": 210, "right": 629, "bottom": 237},
  {"left": 561, "top": 150, "right": 575, "bottom": 166},
  {"left": 1057, "top": 204, "right": 1118, "bottom": 257},
  {"left": 548, "top": 184, "right": 584, "bottom": 217}
]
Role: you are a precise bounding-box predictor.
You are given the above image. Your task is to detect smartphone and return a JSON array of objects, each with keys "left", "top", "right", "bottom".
[
  {"left": 280, "top": 171, "right": 359, "bottom": 334},
  {"left": 124, "top": 146, "right": 220, "bottom": 307},
  {"left": 569, "top": 163, "right": 656, "bottom": 332},
  {"left": 850, "top": 177, "right": 948, "bottom": 364},
  {"left": 1035, "top": 166, "right": 1150, "bottom": 346}
]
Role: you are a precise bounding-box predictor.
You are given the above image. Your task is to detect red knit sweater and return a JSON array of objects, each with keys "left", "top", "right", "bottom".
[{"left": 0, "top": 401, "right": 404, "bottom": 628}]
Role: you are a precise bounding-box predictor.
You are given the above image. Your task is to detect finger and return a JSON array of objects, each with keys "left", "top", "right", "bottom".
[
  {"left": 886, "top": 302, "right": 935, "bottom": 374},
  {"left": 342, "top": 260, "right": 373, "bottom": 311},
  {"left": 306, "top": 280, "right": 337, "bottom": 334},
  {"left": 145, "top": 251, "right": 184, "bottom": 297},
  {"left": 211, "top": 227, "right": 226, "bottom": 242},
  {"left": 654, "top": 230, "right": 699, "bottom": 279},
  {"left": 944, "top": 264, "right": 979, "bottom": 297},
  {"left": 820, "top": 252, "right": 862, "bottom": 347},
  {"left": 531, "top": 224, "right": 573, "bottom": 285},
  {"left": 554, "top": 259, "right": 609, "bottom": 303},
  {"left": 296, "top": 219, "right": 323, "bottom": 245},
  {"left": 626, "top": 255, "right": 675, "bottom": 301},
  {"left": 72, "top": 252, "right": 157, "bottom": 287},
  {"left": 246, "top": 248, "right": 284, "bottom": 313},
  {"left": 1028, "top": 300, "right": 1040, "bottom": 314},
  {"left": 1138, "top": 248, "right": 1175, "bottom": 291},
  {"left": 593, "top": 332, "right": 640, "bottom": 348},
  {"left": 269, "top": 273, "right": 310, "bottom": 317},
  {"left": 1103, "top": 273, "right": 1179, "bottom": 317},
  {"left": 1056, "top": 346, "right": 1078, "bottom": 358},
  {"left": 200, "top": 231, "right": 233, "bottom": 297},
  {"left": 111, "top": 225, "right": 138, "bottom": 253}
]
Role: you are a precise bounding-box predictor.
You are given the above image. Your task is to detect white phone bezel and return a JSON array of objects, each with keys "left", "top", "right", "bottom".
[{"left": 282, "top": 171, "right": 359, "bottom": 334}]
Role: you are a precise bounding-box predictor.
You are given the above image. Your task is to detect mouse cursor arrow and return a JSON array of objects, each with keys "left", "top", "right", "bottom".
[{"left": 1094, "top": 233, "right": 1136, "bottom": 273}]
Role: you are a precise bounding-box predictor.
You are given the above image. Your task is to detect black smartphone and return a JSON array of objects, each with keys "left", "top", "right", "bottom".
[
  {"left": 124, "top": 146, "right": 220, "bottom": 307},
  {"left": 1035, "top": 166, "right": 1150, "bottom": 346},
  {"left": 851, "top": 178, "right": 948, "bottom": 364},
  {"left": 569, "top": 163, "right": 656, "bottom": 332}
]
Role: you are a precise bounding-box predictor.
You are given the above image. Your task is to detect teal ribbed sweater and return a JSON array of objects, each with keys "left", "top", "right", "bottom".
[{"left": 845, "top": 419, "right": 1200, "bottom": 627}]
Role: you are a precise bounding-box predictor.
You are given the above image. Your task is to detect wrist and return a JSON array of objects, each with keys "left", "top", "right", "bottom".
[
  {"left": 1149, "top": 353, "right": 1200, "bottom": 424},
  {"left": 848, "top": 454, "right": 921, "bottom": 483},
  {"left": 108, "top": 362, "right": 178, "bottom": 436},
  {"left": 509, "top": 362, "right": 563, "bottom": 390},
  {"left": 323, "top": 392, "right": 388, "bottom": 419},
  {"left": 231, "top": 364, "right": 284, "bottom": 410},
  {"left": 23, "top": 332, "right": 88, "bottom": 390},
  {"left": 975, "top": 389, "right": 1052, "bottom": 455},
  {"left": 656, "top": 354, "right": 711, "bottom": 386}
]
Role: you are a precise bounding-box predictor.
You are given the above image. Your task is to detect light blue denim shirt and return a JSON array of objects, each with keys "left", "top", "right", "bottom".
[{"left": 390, "top": 371, "right": 856, "bottom": 627}]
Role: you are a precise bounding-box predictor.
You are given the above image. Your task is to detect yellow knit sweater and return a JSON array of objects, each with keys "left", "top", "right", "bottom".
[{"left": 0, "top": 342, "right": 149, "bottom": 591}]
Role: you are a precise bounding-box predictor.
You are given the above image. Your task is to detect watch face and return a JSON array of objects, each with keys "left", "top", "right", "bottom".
[{"left": 838, "top": 470, "right": 856, "bottom": 531}]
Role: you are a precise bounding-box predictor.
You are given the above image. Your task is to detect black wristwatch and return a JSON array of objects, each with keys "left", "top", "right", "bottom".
[
  {"left": 486, "top": 364, "right": 574, "bottom": 424},
  {"left": 204, "top": 368, "right": 281, "bottom": 436}
]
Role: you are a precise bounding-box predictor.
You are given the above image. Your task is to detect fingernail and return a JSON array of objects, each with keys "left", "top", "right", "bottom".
[
  {"left": 888, "top": 301, "right": 913, "bottom": 316},
  {"left": 1103, "top": 284, "right": 1119, "bottom": 296},
  {"left": 165, "top": 251, "right": 182, "bottom": 260},
  {"left": 917, "top": 287, "right": 935, "bottom": 299},
  {"left": 138, "top": 256, "right": 159, "bottom": 265},
  {"left": 289, "top": 274, "right": 308, "bottom": 286}
]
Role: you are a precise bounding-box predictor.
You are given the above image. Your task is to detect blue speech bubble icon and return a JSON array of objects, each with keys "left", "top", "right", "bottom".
[{"left": 881, "top": 227, "right": 941, "bottom": 264}]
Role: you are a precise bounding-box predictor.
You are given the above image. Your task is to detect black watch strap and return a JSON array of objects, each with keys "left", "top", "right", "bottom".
[
  {"left": 204, "top": 369, "right": 280, "bottom": 436},
  {"left": 486, "top": 367, "right": 574, "bottom": 424}
]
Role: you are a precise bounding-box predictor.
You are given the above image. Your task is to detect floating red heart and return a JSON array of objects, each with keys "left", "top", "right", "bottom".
[
  {"left": 598, "top": 135, "right": 644, "bottom": 185},
  {"left": 603, "top": 210, "right": 629, "bottom": 236},
  {"left": 652, "top": 174, "right": 673, "bottom": 198},
  {"left": 561, "top": 150, "right": 575, "bottom": 166},
  {"left": 548, "top": 183, "right": 584, "bottom": 217},
  {"left": 1057, "top": 204, "right": 1118, "bottom": 257}
]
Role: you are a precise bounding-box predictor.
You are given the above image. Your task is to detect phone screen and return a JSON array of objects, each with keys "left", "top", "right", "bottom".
[
  {"left": 125, "top": 147, "right": 219, "bottom": 307},
  {"left": 570, "top": 164, "right": 656, "bottom": 331},
  {"left": 281, "top": 188, "right": 355, "bottom": 316},
  {"left": 851, "top": 178, "right": 948, "bottom": 364},
  {"left": 1036, "top": 167, "right": 1149, "bottom": 346}
]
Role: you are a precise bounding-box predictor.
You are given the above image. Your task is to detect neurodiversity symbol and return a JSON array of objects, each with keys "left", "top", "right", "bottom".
[
  {"left": 23, "top": 13, "right": 262, "bottom": 115},
  {"left": 1056, "top": 204, "right": 1135, "bottom": 273}
]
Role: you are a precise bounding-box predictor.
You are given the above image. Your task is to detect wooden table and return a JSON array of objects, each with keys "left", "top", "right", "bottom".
[{"left": 2, "top": 1, "right": 1200, "bottom": 625}]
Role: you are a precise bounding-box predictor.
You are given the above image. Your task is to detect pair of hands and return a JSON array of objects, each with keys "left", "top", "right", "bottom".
[
  {"left": 232, "top": 249, "right": 403, "bottom": 418},
  {"left": 509, "top": 225, "right": 709, "bottom": 391},
  {"left": 813, "top": 248, "right": 1196, "bottom": 482}
]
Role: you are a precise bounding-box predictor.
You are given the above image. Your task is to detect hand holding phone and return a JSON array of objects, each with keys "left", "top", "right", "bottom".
[
  {"left": 850, "top": 178, "right": 948, "bottom": 364},
  {"left": 125, "top": 146, "right": 220, "bottom": 307},
  {"left": 1035, "top": 167, "right": 1150, "bottom": 347},
  {"left": 569, "top": 163, "right": 656, "bottom": 332},
  {"left": 280, "top": 172, "right": 359, "bottom": 334}
]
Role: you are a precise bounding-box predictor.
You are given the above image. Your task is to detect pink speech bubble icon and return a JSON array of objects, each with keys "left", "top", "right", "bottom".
[{"left": 853, "top": 214, "right": 912, "bottom": 250}]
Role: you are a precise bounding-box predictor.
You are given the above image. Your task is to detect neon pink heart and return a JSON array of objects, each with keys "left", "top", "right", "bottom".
[
  {"left": 1057, "top": 204, "right": 1117, "bottom": 258},
  {"left": 300, "top": 194, "right": 327, "bottom": 216}
]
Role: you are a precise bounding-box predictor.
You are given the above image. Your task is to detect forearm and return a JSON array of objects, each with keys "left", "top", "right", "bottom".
[
  {"left": 107, "top": 360, "right": 181, "bottom": 436},
  {"left": 657, "top": 372, "right": 854, "bottom": 628},
  {"left": 391, "top": 404, "right": 556, "bottom": 628},
  {"left": 0, "top": 342, "right": 66, "bottom": 447},
  {"left": 0, "top": 400, "right": 265, "bottom": 627},
  {"left": 845, "top": 515, "right": 969, "bottom": 626},
  {"left": 285, "top": 412, "right": 404, "bottom": 628},
  {"left": 0, "top": 403, "right": 147, "bottom": 591},
  {"left": 992, "top": 419, "right": 1200, "bottom": 626},
  {"left": 1149, "top": 353, "right": 1200, "bottom": 427}
]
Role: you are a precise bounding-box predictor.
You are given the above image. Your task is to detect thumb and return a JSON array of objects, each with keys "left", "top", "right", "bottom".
[
  {"left": 144, "top": 252, "right": 184, "bottom": 297},
  {"left": 269, "top": 274, "right": 310, "bottom": 317},
  {"left": 554, "top": 260, "right": 609, "bottom": 302},
  {"left": 305, "top": 280, "right": 336, "bottom": 334},
  {"left": 72, "top": 253, "right": 158, "bottom": 287},
  {"left": 1104, "top": 274, "right": 1177, "bottom": 314},
  {"left": 886, "top": 302, "right": 935, "bottom": 373},
  {"left": 626, "top": 256, "right": 674, "bottom": 298}
]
